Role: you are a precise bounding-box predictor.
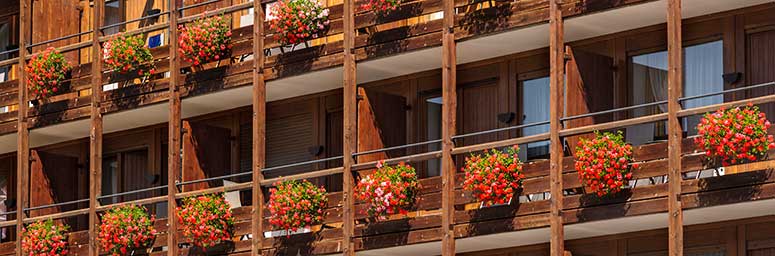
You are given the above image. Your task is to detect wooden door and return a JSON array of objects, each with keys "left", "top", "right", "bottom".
[
  {"left": 565, "top": 46, "right": 615, "bottom": 150},
  {"left": 747, "top": 29, "right": 775, "bottom": 120},
  {"left": 29, "top": 150, "right": 82, "bottom": 229},
  {"left": 182, "top": 121, "right": 232, "bottom": 192}
]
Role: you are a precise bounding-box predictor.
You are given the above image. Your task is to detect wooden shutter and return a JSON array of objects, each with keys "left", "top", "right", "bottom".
[
  {"left": 565, "top": 46, "right": 615, "bottom": 149},
  {"left": 119, "top": 149, "right": 153, "bottom": 202},
  {"left": 458, "top": 81, "right": 500, "bottom": 146},
  {"left": 747, "top": 29, "right": 775, "bottom": 120},
  {"left": 266, "top": 100, "right": 317, "bottom": 178},
  {"left": 357, "top": 88, "right": 407, "bottom": 163},
  {"left": 182, "top": 121, "right": 232, "bottom": 192},
  {"left": 29, "top": 150, "right": 82, "bottom": 229}
]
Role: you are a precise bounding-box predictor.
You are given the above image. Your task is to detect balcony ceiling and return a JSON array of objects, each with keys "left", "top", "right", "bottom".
[{"left": 0, "top": 0, "right": 771, "bottom": 154}]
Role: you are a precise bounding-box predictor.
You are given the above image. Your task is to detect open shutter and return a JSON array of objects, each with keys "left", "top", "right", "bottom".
[
  {"left": 182, "top": 121, "right": 232, "bottom": 192},
  {"left": 29, "top": 150, "right": 82, "bottom": 229},
  {"left": 564, "top": 46, "right": 615, "bottom": 149},
  {"left": 357, "top": 88, "right": 407, "bottom": 163},
  {"left": 747, "top": 29, "right": 775, "bottom": 120}
]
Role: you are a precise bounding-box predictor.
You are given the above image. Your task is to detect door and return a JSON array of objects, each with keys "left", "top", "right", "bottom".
[
  {"left": 182, "top": 121, "right": 232, "bottom": 192},
  {"left": 29, "top": 150, "right": 83, "bottom": 229}
]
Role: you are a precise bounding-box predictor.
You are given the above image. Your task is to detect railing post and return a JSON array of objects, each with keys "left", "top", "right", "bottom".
[
  {"left": 667, "top": 0, "right": 684, "bottom": 255},
  {"left": 549, "top": 0, "right": 565, "bottom": 255},
  {"left": 441, "top": 0, "right": 456, "bottom": 253},
  {"left": 89, "top": 0, "right": 105, "bottom": 255},
  {"left": 16, "top": 0, "right": 29, "bottom": 255},
  {"left": 167, "top": 0, "right": 181, "bottom": 254},
  {"left": 342, "top": 0, "right": 356, "bottom": 251},
  {"left": 251, "top": 0, "right": 266, "bottom": 254}
]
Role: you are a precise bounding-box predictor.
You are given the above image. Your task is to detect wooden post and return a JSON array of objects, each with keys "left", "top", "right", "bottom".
[
  {"left": 167, "top": 0, "right": 181, "bottom": 255},
  {"left": 666, "top": 0, "right": 683, "bottom": 255},
  {"left": 250, "top": 0, "right": 266, "bottom": 255},
  {"left": 549, "top": 0, "right": 565, "bottom": 255},
  {"left": 16, "top": 1, "right": 28, "bottom": 255},
  {"left": 440, "top": 0, "right": 456, "bottom": 253},
  {"left": 342, "top": 0, "right": 356, "bottom": 252},
  {"left": 88, "top": 0, "right": 104, "bottom": 255}
]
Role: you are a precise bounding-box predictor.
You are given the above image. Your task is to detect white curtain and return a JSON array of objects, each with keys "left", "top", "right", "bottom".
[
  {"left": 521, "top": 77, "right": 550, "bottom": 159},
  {"left": 683, "top": 41, "right": 724, "bottom": 134}
]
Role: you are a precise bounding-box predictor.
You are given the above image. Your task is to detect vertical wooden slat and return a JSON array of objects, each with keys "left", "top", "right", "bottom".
[
  {"left": 88, "top": 0, "right": 104, "bottom": 255},
  {"left": 441, "top": 0, "right": 456, "bottom": 253},
  {"left": 167, "top": 0, "right": 181, "bottom": 254},
  {"left": 251, "top": 0, "right": 266, "bottom": 254},
  {"left": 342, "top": 0, "right": 356, "bottom": 251},
  {"left": 15, "top": 0, "right": 28, "bottom": 255},
  {"left": 666, "top": 0, "right": 683, "bottom": 255},
  {"left": 549, "top": 0, "right": 565, "bottom": 255}
]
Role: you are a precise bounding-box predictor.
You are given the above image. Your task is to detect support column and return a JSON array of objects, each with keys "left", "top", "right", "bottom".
[
  {"left": 666, "top": 0, "right": 684, "bottom": 255},
  {"left": 342, "top": 0, "right": 356, "bottom": 252},
  {"left": 167, "top": 0, "right": 181, "bottom": 255},
  {"left": 88, "top": 0, "right": 104, "bottom": 255},
  {"left": 251, "top": 0, "right": 266, "bottom": 254},
  {"left": 440, "top": 0, "right": 456, "bottom": 253},
  {"left": 15, "top": 1, "right": 29, "bottom": 255},
  {"left": 548, "top": 0, "right": 565, "bottom": 255}
]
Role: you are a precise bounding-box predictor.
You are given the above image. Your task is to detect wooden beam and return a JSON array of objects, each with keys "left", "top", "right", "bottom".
[
  {"left": 88, "top": 0, "right": 104, "bottom": 255},
  {"left": 16, "top": 0, "right": 28, "bottom": 255},
  {"left": 549, "top": 0, "right": 565, "bottom": 255},
  {"left": 666, "top": 0, "right": 683, "bottom": 255},
  {"left": 342, "top": 0, "right": 356, "bottom": 252},
  {"left": 251, "top": 0, "right": 266, "bottom": 254},
  {"left": 167, "top": 0, "right": 181, "bottom": 254},
  {"left": 441, "top": 0, "right": 456, "bottom": 252}
]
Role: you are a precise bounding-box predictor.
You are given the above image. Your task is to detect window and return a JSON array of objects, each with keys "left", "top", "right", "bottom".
[
  {"left": 425, "top": 96, "right": 442, "bottom": 177},
  {"left": 0, "top": 16, "right": 16, "bottom": 82},
  {"left": 520, "top": 77, "right": 550, "bottom": 160},
  {"left": 628, "top": 40, "right": 724, "bottom": 145}
]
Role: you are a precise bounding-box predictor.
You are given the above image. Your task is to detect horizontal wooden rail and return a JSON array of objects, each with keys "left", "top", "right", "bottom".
[
  {"left": 352, "top": 150, "right": 442, "bottom": 171},
  {"left": 178, "top": 2, "right": 254, "bottom": 24},
  {"left": 451, "top": 133, "right": 550, "bottom": 155},
  {"left": 0, "top": 57, "right": 18, "bottom": 68},
  {"left": 260, "top": 167, "right": 344, "bottom": 186},
  {"left": 677, "top": 93, "right": 775, "bottom": 118}
]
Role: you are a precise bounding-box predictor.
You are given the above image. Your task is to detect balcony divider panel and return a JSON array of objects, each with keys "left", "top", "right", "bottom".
[{"left": 667, "top": 0, "right": 684, "bottom": 255}]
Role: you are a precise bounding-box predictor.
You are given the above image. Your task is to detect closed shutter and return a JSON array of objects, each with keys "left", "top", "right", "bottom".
[
  {"left": 265, "top": 103, "right": 317, "bottom": 178},
  {"left": 747, "top": 29, "right": 775, "bottom": 120}
]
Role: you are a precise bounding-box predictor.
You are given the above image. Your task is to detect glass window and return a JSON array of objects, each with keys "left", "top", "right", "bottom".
[
  {"left": 628, "top": 40, "right": 723, "bottom": 145},
  {"left": 520, "top": 77, "right": 550, "bottom": 160},
  {"left": 425, "top": 96, "right": 442, "bottom": 177},
  {"left": 0, "top": 22, "right": 11, "bottom": 82}
]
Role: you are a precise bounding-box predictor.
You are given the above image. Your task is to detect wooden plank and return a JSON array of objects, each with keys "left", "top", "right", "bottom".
[
  {"left": 88, "top": 0, "right": 104, "bottom": 255},
  {"left": 343, "top": 0, "right": 357, "bottom": 253},
  {"left": 666, "top": 0, "right": 684, "bottom": 256},
  {"left": 252, "top": 0, "right": 266, "bottom": 254},
  {"left": 441, "top": 0, "right": 457, "bottom": 253},
  {"left": 16, "top": 0, "right": 28, "bottom": 255},
  {"left": 167, "top": 0, "right": 181, "bottom": 254},
  {"left": 549, "top": 0, "right": 564, "bottom": 255}
]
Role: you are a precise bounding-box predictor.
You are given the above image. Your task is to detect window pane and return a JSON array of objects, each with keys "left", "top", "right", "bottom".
[
  {"left": 684, "top": 41, "right": 724, "bottom": 135},
  {"left": 426, "top": 96, "right": 442, "bottom": 177},
  {"left": 520, "top": 77, "right": 550, "bottom": 160}
]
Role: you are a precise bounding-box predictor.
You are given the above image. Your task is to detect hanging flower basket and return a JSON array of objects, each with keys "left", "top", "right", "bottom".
[
  {"left": 26, "top": 47, "right": 71, "bottom": 101},
  {"left": 22, "top": 219, "right": 70, "bottom": 256},
  {"left": 462, "top": 145, "right": 525, "bottom": 206},
  {"left": 695, "top": 104, "right": 774, "bottom": 166},
  {"left": 362, "top": 0, "right": 401, "bottom": 14},
  {"left": 268, "top": 179, "right": 328, "bottom": 233},
  {"left": 98, "top": 205, "right": 157, "bottom": 255},
  {"left": 177, "top": 193, "right": 234, "bottom": 249},
  {"left": 103, "top": 34, "right": 156, "bottom": 81},
  {"left": 574, "top": 131, "right": 636, "bottom": 197},
  {"left": 178, "top": 14, "right": 232, "bottom": 68},
  {"left": 269, "top": 0, "right": 330, "bottom": 46},
  {"left": 356, "top": 160, "right": 419, "bottom": 218}
]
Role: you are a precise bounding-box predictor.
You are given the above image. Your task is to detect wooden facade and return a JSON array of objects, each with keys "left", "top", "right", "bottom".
[{"left": 0, "top": 0, "right": 773, "bottom": 255}]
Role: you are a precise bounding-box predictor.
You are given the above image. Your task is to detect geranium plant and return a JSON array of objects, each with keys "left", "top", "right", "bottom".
[
  {"left": 462, "top": 145, "right": 525, "bottom": 206},
  {"left": 355, "top": 160, "right": 418, "bottom": 218},
  {"left": 21, "top": 219, "right": 69, "bottom": 255},
  {"left": 574, "top": 131, "right": 637, "bottom": 197},
  {"left": 177, "top": 193, "right": 234, "bottom": 248},
  {"left": 26, "top": 47, "right": 71, "bottom": 100},
  {"left": 103, "top": 34, "right": 156, "bottom": 80},
  {"left": 362, "top": 0, "right": 400, "bottom": 14},
  {"left": 178, "top": 14, "right": 232, "bottom": 67},
  {"left": 269, "top": 0, "right": 330, "bottom": 46},
  {"left": 98, "top": 205, "right": 157, "bottom": 255},
  {"left": 695, "top": 104, "right": 775, "bottom": 166},
  {"left": 267, "top": 179, "right": 328, "bottom": 232}
]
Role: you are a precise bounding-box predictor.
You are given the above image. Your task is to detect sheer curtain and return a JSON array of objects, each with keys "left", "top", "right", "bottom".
[
  {"left": 630, "top": 52, "right": 668, "bottom": 145},
  {"left": 684, "top": 41, "right": 724, "bottom": 134}
]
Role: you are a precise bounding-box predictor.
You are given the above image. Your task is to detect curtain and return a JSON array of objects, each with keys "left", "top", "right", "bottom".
[
  {"left": 521, "top": 77, "right": 550, "bottom": 159},
  {"left": 684, "top": 41, "right": 724, "bottom": 134}
]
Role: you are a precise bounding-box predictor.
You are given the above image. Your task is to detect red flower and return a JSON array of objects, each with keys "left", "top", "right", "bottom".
[
  {"left": 463, "top": 146, "right": 525, "bottom": 206},
  {"left": 104, "top": 34, "right": 156, "bottom": 81},
  {"left": 267, "top": 180, "right": 328, "bottom": 233},
  {"left": 177, "top": 193, "right": 235, "bottom": 248},
  {"left": 574, "top": 131, "right": 636, "bottom": 197},
  {"left": 97, "top": 205, "right": 156, "bottom": 255},
  {"left": 178, "top": 15, "right": 232, "bottom": 68},
  {"left": 695, "top": 104, "right": 774, "bottom": 166},
  {"left": 21, "top": 219, "right": 69, "bottom": 256},
  {"left": 361, "top": 0, "right": 400, "bottom": 13},
  {"left": 355, "top": 161, "right": 419, "bottom": 218},
  {"left": 269, "top": 0, "right": 330, "bottom": 46},
  {"left": 26, "top": 47, "right": 70, "bottom": 100}
]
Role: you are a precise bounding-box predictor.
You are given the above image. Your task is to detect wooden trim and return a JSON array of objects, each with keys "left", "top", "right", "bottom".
[
  {"left": 251, "top": 0, "right": 266, "bottom": 253},
  {"left": 441, "top": 0, "right": 456, "bottom": 253},
  {"left": 342, "top": 0, "right": 356, "bottom": 252},
  {"left": 166, "top": 0, "right": 181, "bottom": 254},
  {"left": 16, "top": 0, "right": 28, "bottom": 254},
  {"left": 88, "top": 0, "right": 104, "bottom": 255},
  {"left": 549, "top": 0, "right": 564, "bottom": 255},
  {"left": 666, "top": 1, "right": 684, "bottom": 256}
]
